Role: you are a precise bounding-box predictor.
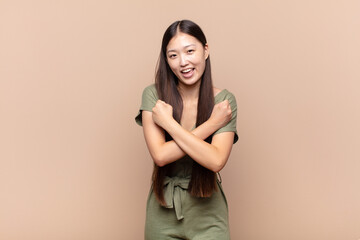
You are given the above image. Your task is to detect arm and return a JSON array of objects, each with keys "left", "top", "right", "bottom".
[
  {"left": 142, "top": 100, "right": 232, "bottom": 167},
  {"left": 150, "top": 100, "right": 234, "bottom": 172}
]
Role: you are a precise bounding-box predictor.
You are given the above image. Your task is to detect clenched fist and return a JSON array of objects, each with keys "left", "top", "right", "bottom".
[
  {"left": 152, "top": 100, "right": 174, "bottom": 129},
  {"left": 209, "top": 100, "right": 232, "bottom": 129}
]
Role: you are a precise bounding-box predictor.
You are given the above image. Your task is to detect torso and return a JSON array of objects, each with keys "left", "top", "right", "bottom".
[{"left": 180, "top": 87, "right": 222, "bottom": 131}]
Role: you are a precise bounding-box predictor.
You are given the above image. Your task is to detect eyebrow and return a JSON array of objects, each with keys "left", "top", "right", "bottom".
[{"left": 167, "top": 44, "right": 196, "bottom": 53}]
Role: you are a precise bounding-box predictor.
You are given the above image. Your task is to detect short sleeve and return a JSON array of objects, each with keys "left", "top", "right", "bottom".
[
  {"left": 213, "top": 90, "right": 238, "bottom": 144},
  {"left": 135, "top": 84, "right": 159, "bottom": 126}
]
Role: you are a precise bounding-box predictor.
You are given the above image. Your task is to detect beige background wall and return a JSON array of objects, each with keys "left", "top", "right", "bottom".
[{"left": 1, "top": 0, "right": 359, "bottom": 239}]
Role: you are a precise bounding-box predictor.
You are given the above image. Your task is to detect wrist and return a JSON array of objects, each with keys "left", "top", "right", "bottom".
[
  {"left": 204, "top": 118, "right": 220, "bottom": 132},
  {"left": 163, "top": 117, "right": 178, "bottom": 132}
]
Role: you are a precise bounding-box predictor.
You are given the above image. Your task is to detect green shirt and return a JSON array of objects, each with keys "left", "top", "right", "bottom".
[{"left": 135, "top": 84, "right": 238, "bottom": 143}]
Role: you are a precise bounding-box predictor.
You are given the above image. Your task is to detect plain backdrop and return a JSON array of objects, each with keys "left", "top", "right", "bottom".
[{"left": 1, "top": 0, "right": 360, "bottom": 239}]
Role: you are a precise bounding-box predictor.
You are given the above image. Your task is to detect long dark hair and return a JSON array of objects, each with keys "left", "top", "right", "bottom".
[{"left": 153, "top": 20, "right": 216, "bottom": 205}]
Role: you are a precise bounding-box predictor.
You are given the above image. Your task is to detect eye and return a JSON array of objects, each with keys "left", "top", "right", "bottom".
[
  {"left": 187, "top": 49, "right": 194, "bottom": 54},
  {"left": 168, "top": 54, "right": 177, "bottom": 59}
]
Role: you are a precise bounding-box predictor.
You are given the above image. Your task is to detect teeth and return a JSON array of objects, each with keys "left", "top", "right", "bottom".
[{"left": 182, "top": 69, "right": 192, "bottom": 73}]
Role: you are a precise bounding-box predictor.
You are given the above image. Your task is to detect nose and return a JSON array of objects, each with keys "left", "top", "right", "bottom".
[{"left": 179, "top": 54, "right": 188, "bottom": 67}]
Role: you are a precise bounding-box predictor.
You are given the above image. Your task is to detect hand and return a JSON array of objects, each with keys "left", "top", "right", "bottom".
[
  {"left": 152, "top": 100, "right": 174, "bottom": 130},
  {"left": 209, "top": 100, "right": 232, "bottom": 129}
]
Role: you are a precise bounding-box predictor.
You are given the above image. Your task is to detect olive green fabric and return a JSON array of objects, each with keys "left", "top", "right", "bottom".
[
  {"left": 145, "top": 178, "right": 230, "bottom": 240},
  {"left": 135, "top": 84, "right": 238, "bottom": 143},
  {"left": 135, "top": 84, "right": 237, "bottom": 239}
]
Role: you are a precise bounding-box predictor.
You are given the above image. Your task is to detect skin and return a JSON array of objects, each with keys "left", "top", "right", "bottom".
[{"left": 142, "top": 32, "right": 234, "bottom": 172}]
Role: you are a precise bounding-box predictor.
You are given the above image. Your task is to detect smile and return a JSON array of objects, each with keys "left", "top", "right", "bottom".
[
  {"left": 181, "top": 68, "right": 193, "bottom": 73},
  {"left": 180, "top": 68, "right": 195, "bottom": 78}
]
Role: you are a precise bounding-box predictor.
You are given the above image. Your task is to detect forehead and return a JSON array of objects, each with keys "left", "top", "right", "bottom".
[{"left": 167, "top": 32, "right": 202, "bottom": 51}]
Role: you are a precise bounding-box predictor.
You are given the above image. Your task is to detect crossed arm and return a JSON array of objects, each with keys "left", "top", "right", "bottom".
[{"left": 142, "top": 100, "right": 235, "bottom": 172}]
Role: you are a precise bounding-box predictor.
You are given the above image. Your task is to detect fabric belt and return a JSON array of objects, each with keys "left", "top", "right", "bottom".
[{"left": 163, "top": 176, "right": 190, "bottom": 221}]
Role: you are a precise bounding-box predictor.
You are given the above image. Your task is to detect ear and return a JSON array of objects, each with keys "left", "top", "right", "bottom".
[{"left": 204, "top": 43, "right": 209, "bottom": 59}]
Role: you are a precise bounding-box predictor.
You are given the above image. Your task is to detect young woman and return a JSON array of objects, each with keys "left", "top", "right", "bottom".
[{"left": 135, "top": 20, "right": 238, "bottom": 240}]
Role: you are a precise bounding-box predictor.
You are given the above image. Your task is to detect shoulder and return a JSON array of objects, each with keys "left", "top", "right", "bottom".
[
  {"left": 141, "top": 84, "right": 159, "bottom": 102},
  {"left": 135, "top": 84, "right": 158, "bottom": 126},
  {"left": 139, "top": 84, "right": 159, "bottom": 110},
  {"left": 213, "top": 87, "right": 222, "bottom": 96},
  {"left": 214, "top": 88, "right": 236, "bottom": 105},
  {"left": 142, "top": 84, "right": 158, "bottom": 97}
]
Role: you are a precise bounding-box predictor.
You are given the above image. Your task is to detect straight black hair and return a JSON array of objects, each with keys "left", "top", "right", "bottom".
[{"left": 153, "top": 20, "right": 216, "bottom": 205}]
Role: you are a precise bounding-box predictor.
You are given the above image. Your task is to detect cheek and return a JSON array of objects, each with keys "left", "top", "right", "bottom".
[
  {"left": 193, "top": 53, "right": 206, "bottom": 65},
  {"left": 167, "top": 61, "right": 178, "bottom": 72},
  {"left": 195, "top": 56, "right": 206, "bottom": 69}
]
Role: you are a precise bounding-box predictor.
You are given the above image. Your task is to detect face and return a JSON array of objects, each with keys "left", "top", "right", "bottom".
[{"left": 166, "top": 32, "right": 209, "bottom": 88}]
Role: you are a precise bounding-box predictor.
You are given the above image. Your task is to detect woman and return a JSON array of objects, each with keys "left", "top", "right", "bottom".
[{"left": 135, "top": 20, "right": 238, "bottom": 240}]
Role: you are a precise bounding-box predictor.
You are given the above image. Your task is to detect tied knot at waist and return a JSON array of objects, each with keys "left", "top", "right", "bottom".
[{"left": 163, "top": 176, "right": 191, "bottom": 221}]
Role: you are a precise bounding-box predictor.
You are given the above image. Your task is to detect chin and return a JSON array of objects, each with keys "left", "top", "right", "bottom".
[
  {"left": 178, "top": 76, "right": 201, "bottom": 86},
  {"left": 179, "top": 78, "right": 200, "bottom": 87}
]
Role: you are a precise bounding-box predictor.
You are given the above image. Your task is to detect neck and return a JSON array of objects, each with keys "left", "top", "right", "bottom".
[{"left": 177, "top": 81, "right": 201, "bottom": 102}]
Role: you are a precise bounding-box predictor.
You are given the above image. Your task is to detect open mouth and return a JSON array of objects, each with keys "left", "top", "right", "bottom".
[{"left": 181, "top": 68, "right": 195, "bottom": 78}]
